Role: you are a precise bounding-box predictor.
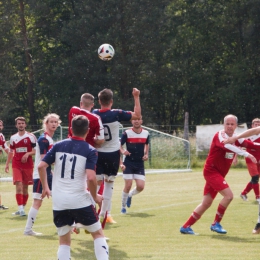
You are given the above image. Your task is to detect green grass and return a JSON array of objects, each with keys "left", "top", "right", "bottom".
[{"left": 0, "top": 168, "right": 259, "bottom": 259}]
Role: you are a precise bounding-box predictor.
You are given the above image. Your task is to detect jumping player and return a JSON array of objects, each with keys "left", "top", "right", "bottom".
[
  {"left": 24, "top": 113, "right": 61, "bottom": 236},
  {"left": 38, "top": 115, "right": 108, "bottom": 260},
  {"left": 5, "top": 117, "right": 36, "bottom": 216},
  {"left": 68, "top": 93, "right": 104, "bottom": 147},
  {"left": 120, "top": 117, "right": 149, "bottom": 214},
  {"left": 93, "top": 88, "right": 141, "bottom": 227},
  {"left": 180, "top": 114, "right": 260, "bottom": 235}
]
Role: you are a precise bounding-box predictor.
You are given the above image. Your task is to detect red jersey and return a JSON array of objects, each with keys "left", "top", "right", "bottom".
[
  {"left": 9, "top": 132, "right": 37, "bottom": 169},
  {"left": 245, "top": 134, "right": 260, "bottom": 162},
  {"left": 0, "top": 133, "right": 8, "bottom": 150},
  {"left": 68, "top": 106, "right": 104, "bottom": 147},
  {"left": 204, "top": 130, "right": 260, "bottom": 178}
]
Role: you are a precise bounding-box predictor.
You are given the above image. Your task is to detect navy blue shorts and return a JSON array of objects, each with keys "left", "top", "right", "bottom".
[
  {"left": 53, "top": 205, "right": 99, "bottom": 228},
  {"left": 123, "top": 160, "right": 145, "bottom": 176},
  {"left": 33, "top": 175, "right": 52, "bottom": 193},
  {"left": 96, "top": 150, "right": 120, "bottom": 176}
]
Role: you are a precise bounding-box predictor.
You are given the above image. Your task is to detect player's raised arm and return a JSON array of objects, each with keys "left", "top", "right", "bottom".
[
  {"left": 131, "top": 88, "right": 141, "bottom": 120},
  {"left": 224, "top": 126, "right": 260, "bottom": 144}
]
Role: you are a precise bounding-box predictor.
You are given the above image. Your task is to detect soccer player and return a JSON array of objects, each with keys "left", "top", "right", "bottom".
[
  {"left": 93, "top": 88, "right": 141, "bottom": 226},
  {"left": 120, "top": 117, "right": 149, "bottom": 214},
  {"left": 239, "top": 118, "right": 260, "bottom": 202},
  {"left": 24, "top": 113, "right": 61, "bottom": 236},
  {"left": 0, "top": 120, "right": 10, "bottom": 210},
  {"left": 5, "top": 117, "right": 36, "bottom": 216},
  {"left": 180, "top": 114, "right": 260, "bottom": 235},
  {"left": 68, "top": 93, "right": 104, "bottom": 147},
  {"left": 38, "top": 115, "right": 109, "bottom": 260}
]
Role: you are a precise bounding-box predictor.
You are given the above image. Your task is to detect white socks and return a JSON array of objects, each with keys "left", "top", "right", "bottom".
[
  {"left": 122, "top": 191, "right": 129, "bottom": 208},
  {"left": 24, "top": 207, "right": 38, "bottom": 232},
  {"left": 94, "top": 237, "right": 109, "bottom": 260},
  {"left": 57, "top": 245, "right": 70, "bottom": 260},
  {"left": 129, "top": 187, "right": 140, "bottom": 197},
  {"left": 100, "top": 182, "right": 114, "bottom": 217}
]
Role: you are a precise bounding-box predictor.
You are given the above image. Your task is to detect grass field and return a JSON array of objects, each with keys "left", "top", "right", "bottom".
[{"left": 0, "top": 168, "right": 260, "bottom": 260}]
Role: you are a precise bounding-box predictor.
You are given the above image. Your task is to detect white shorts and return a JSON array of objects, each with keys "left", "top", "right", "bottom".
[
  {"left": 57, "top": 221, "right": 101, "bottom": 236},
  {"left": 123, "top": 174, "right": 145, "bottom": 181}
]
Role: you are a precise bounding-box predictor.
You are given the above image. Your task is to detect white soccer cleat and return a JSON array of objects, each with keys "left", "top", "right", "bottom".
[{"left": 24, "top": 230, "right": 42, "bottom": 236}]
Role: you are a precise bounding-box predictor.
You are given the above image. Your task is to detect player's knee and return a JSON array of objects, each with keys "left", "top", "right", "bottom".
[{"left": 251, "top": 175, "right": 259, "bottom": 184}]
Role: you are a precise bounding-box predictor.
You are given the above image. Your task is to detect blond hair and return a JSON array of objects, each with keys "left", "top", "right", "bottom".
[{"left": 42, "top": 113, "right": 61, "bottom": 130}]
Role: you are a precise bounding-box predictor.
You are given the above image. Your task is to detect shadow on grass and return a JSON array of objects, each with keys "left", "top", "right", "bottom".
[
  {"left": 126, "top": 212, "right": 154, "bottom": 218},
  {"left": 199, "top": 233, "right": 260, "bottom": 243}
]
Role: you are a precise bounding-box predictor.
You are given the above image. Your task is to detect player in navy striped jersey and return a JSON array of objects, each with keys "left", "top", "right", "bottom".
[
  {"left": 24, "top": 113, "right": 61, "bottom": 236},
  {"left": 93, "top": 88, "right": 141, "bottom": 226},
  {"left": 38, "top": 115, "right": 108, "bottom": 260},
  {"left": 120, "top": 117, "right": 149, "bottom": 214}
]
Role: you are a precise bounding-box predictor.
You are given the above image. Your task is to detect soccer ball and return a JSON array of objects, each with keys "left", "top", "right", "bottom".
[{"left": 98, "top": 44, "right": 115, "bottom": 61}]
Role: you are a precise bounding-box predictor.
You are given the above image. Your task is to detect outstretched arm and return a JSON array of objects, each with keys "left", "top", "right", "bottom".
[{"left": 224, "top": 126, "right": 260, "bottom": 144}]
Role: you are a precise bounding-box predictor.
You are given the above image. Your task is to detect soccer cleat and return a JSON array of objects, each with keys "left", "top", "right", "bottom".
[
  {"left": 104, "top": 236, "right": 110, "bottom": 241},
  {"left": 0, "top": 205, "right": 8, "bottom": 209},
  {"left": 24, "top": 230, "right": 42, "bottom": 236},
  {"left": 180, "top": 226, "right": 195, "bottom": 235},
  {"left": 72, "top": 227, "right": 80, "bottom": 234},
  {"left": 240, "top": 194, "right": 248, "bottom": 201},
  {"left": 20, "top": 210, "right": 26, "bottom": 217},
  {"left": 126, "top": 196, "right": 132, "bottom": 208},
  {"left": 252, "top": 223, "right": 260, "bottom": 234},
  {"left": 121, "top": 208, "right": 127, "bottom": 214},
  {"left": 12, "top": 211, "right": 20, "bottom": 216},
  {"left": 210, "top": 222, "right": 227, "bottom": 234},
  {"left": 106, "top": 215, "right": 117, "bottom": 223},
  {"left": 84, "top": 229, "right": 90, "bottom": 234}
]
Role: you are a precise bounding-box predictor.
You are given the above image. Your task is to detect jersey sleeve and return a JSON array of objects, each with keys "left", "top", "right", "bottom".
[
  {"left": 38, "top": 136, "right": 50, "bottom": 155},
  {"left": 85, "top": 150, "right": 98, "bottom": 171},
  {"left": 42, "top": 145, "right": 56, "bottom": 165},
  {"left": 120, "top": 131, "right": 127, "bottom": 145},
  {"left": 237, "top": 138, "right": 260, "bottom": 151},
  {"left": 118, "top": 110, "right": 132, "bottom": 122}
]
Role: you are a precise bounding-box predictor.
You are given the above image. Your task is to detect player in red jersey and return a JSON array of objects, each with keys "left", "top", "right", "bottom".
[
  {"left": 239, "top": 118, "right": 260, "bottom": 202},
  {"left": 68, "top": 93, "right": 104, "bottom": 147},
  {"left": 5, "top": 117, "right": 36, "bottom": 216},
  {"left": 0, "top": 120, "right": 10, "bottom": 210},
  {"left": 180, "top": 114, "right": 260, "bottom": 235}
]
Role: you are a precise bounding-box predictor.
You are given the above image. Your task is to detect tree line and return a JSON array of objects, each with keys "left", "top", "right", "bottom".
[{"left": 0, "top": 0, "right": 259, "bottom": 133}]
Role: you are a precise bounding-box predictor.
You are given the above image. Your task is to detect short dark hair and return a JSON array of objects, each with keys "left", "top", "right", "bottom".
[
  {"left": 72, "top": 115, "right": 89, "bottom": 136},
  {"left": 98, "top": 88, "right": 113, "bottom": 106}
]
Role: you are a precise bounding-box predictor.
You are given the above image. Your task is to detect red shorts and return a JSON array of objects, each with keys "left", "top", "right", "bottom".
[
  {"left": 203, "top": 172, "right": 229, "bottom": 199},
  {"left": 246, "top": 162, "right": 260, "bottom": 177},
  {"left": 12, "top": 168, "right": 33, "bottom": 185}
]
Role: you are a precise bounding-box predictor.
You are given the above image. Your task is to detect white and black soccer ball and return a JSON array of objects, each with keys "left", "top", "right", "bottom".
[{"left": 98, "top": 43, "right": 115, "bottom": 61}]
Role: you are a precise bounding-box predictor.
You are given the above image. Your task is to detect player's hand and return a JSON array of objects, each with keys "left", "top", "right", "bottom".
[
  {"left": 132, "top": 88, "right": 140, "bottom": 98},
  {"left": 247, "top": 154, "right": 257, "bottom": 164},
  {"left": 5, "top": 165, "right": 9, "bottom": 173},
  {"left": 41, "top": 188, "right": 51, "bottom": 199},
  {"left": 21, "top": 153, "right": 29, "bottom": 163},
  {"left": 142, "top": 154, "right": 148, "bottom": 161},
  {"left": 123, "top": 150, "right": 131, "bottom": 156},
  {"left": 93, "top": 194, "right": 103, "bottom": 208},
  {"left": 120, "top": 164, "right": 126, "bottom": 171},
  {"left": 223, "top": 136, "right": 237, "bottom": 144}
]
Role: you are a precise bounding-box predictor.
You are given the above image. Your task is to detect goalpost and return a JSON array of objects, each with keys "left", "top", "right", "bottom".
[{"left": 0, "top": 124, "right": 191, "bottom": 181}]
